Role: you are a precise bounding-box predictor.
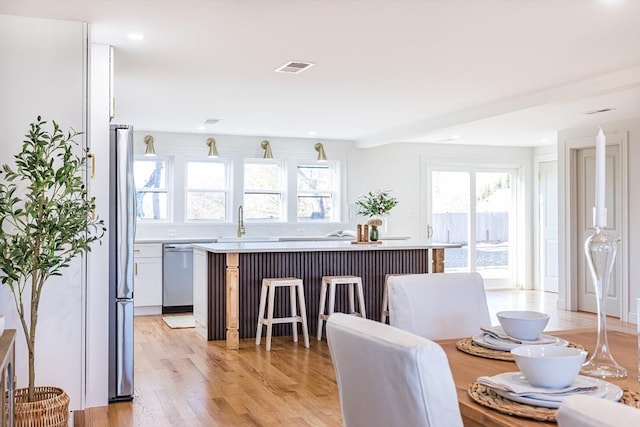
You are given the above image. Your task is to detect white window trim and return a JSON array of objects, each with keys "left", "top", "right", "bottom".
[
  {"left": 184, "top": 157, "right": 231, "bottom": 223},
  {"left": 134, "top": 155, "right": 173, "bottom": 222},
  {"left": 295, "top": 160, "right": 341, "bottom": 223},
  {"left": 422, "top": 158, "right": 525, "bottom": 289},
  {"left": 243, "top": 158, "right": 287, "bottom": 222}
]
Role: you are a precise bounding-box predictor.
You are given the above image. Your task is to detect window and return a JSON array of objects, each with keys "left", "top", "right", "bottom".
[
  {"left": 243, "top": 160, "right": 284, "bottom": 220},
  {"left": 297, "top": 163, "right": 337, "bottom": 221},
  {"left": 429, "top": 167, "right": 518, "bottom": 287},
  {"left": 185, "top": 160, "right": 228, "bottom": 221},
  {"left": 134, "top": 158, "right": 170, "bottom": 220}
]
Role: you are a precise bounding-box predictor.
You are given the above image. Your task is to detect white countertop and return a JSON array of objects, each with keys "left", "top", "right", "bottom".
[
  {"left": 135, "top": 237, "right": 219, "bottom": 244},
  {"left": 192, "top": 240, "right": 460, "bottom": 253},
  {"left": 135, "top": 235, "right": 411, "bottom": 244}
]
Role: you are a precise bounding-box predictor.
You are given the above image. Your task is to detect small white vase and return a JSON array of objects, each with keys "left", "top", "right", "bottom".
[{"left": 370, "top": 215, "right": 388, "bottom": 236}]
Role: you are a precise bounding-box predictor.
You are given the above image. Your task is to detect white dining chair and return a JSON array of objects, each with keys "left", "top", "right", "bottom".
[
  {"left": 326, "top": 313, "right": 463, "bottom": 427},
  {"left": 556, "top": 394, "right": 640, "bottom": 427},
  {"left": 387, "top": 272, "right": 491, "bottom": 340}
]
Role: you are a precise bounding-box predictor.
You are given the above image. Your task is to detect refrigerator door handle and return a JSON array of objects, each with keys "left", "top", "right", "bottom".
[
  {"left": 116, "top": 300, "right": 134, "bottom": 398},
  {"left": 116, "top": 127, "right": 136, "bottom": 299}
]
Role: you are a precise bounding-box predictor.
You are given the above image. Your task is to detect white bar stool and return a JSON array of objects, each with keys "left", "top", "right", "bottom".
[
  {"left": 256, "top": 277, "right": 310, "bottom": 351},
  {"left": 317, "top": 275, "right": 366, "bottom": 341},
  {"left": 380, "top": 273, "right": 408, "bottom": 323}
]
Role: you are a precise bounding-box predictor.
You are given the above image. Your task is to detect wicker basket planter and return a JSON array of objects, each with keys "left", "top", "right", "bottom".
[{"left": 12, "top": 387, "right": 69, "bottom": 427}]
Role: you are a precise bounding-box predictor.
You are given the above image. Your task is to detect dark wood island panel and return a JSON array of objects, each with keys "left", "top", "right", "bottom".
[{"left": 205, "top": 249, "right": 433, "bottom": 340}]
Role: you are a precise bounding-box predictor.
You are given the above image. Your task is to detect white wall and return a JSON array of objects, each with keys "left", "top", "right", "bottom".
[
  {"left": 134, "top": 135, "right": 536, "bottom": 286},
  {"left": 347, "top": 142, "right": 534, "bottom": 287},
  {"left": 348, "top": 142, "right": 533, "bottom": 232},
  {"left": 533, "top": 144, "right": 556, "bottom": 157},
  {"left": 86, "top": 43, "right": 111, "bottom": 408},
  {"left": 558, "top": 118, "right": 640, "bottom": 323},
  {"left": 133, "top": 131, "right": 357, "bottom": 241},
  {"left": 0, "top": 14, "right": 88, "bottom": 411}
]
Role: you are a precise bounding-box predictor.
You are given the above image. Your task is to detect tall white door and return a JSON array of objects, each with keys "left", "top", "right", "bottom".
[
  {"left": 539, "top": 161, "right": 558, "bottom": 293},
  {"left": 576, "top": 145, "right": 621, "bottom": 316}
]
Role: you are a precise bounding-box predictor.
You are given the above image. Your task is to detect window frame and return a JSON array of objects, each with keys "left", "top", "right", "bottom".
[
  {"left": 184, "top": 157, "right": 231, "bottom": 222},
  {"left": 133, "top": 155, "right": 173, "bottom": 222},
  {"left": 242, "top": 158, "right": 287, "bottom": 222},
  {"left": 295, "top": 160, "right": 340, "bottom": 222}
]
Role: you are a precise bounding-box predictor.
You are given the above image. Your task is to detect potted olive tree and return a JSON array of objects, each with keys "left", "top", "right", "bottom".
[{"left": 0, "top": 117, "right": 105, "bottom": 426}]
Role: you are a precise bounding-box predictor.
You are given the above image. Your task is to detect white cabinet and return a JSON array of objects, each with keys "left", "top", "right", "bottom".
[
  {"left": 193, "top": 248, "right": 208, "bottom": 339},
  {"left": 133, "top": 243, "right": 162, "bottom": 315}
]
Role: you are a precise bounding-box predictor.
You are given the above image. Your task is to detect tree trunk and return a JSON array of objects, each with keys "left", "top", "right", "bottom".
[{"left": 28, "top": 289, "right": 38, "bottom": 402}]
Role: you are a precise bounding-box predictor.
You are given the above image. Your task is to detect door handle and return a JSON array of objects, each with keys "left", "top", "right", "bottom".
[
  {"left": 88, "top": 153, "right": 96, "bottom": 178},
  {"left": 427, "top": 224, "right": 433, "bottom": 240},
  {"left": 134, "top": 262, "right": 138, "bottom": 276}
]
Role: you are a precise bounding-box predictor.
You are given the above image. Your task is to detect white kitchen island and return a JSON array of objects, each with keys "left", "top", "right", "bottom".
[{"left": 192, "top": 240, "right": 459, "bottom": 349}]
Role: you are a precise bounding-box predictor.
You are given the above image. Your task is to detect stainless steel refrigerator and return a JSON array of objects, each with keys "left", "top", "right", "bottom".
[{"left": 108, "top": 124, "right": 135, "bottom": 402}]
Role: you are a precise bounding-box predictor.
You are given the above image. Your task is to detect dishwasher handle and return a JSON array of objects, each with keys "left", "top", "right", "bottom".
[{"left": 163, "top": 244, "right": 194, "bottom": 251}]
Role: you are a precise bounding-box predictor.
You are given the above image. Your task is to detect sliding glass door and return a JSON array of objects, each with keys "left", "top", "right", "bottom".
[{"left": 430, "top": 168, "right": 517, "bottom": 287}]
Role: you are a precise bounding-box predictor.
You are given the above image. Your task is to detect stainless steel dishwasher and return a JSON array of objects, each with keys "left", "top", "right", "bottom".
[{"left": 162, "top": 243, "right": 194, "bottom": 313}]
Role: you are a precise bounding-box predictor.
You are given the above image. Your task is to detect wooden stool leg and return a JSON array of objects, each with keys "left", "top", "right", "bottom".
[
  {"left": 297, "top": 283, "right": 310, "bottom": 348},
  {"left": 356, "top": 279, "right": 366, "bottom": 319},
  {"left": 348, "top": 283, "right": 355, "bottom": 315},
  {"left": 290, "top": 284, "right": 298, "bottom": 343},
  {"left": 327, "top": 281, "right": 337, "bottom": 318},
  {"left": 317, "top": 280, "right": 328, "bottom": 341},
  {"left": 266, "top": 283, "right": 276, "bottom": 351},
  {"left": 256, "top": 280, "right": 268, "bottom": 345}
]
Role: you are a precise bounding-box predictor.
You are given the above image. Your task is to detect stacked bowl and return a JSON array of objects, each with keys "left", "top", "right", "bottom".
[{"left": 497, "top": 310, "right": 550, "bottom": 341}]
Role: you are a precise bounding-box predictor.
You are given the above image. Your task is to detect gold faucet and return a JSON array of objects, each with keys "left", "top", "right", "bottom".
[{"left": 237, "top": 205, "right": 246, "bottom": 237}]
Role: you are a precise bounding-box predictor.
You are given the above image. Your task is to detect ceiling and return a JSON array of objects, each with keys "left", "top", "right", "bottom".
[{"left": 1, "top": 0, "right": 639, "bottom": 148}]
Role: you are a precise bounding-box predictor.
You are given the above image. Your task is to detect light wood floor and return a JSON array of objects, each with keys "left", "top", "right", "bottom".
[{"left": 78, "top": 290, "right": 636, "bottom": 427}]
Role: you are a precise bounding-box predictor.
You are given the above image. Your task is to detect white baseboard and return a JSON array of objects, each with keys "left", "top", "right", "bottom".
[{"left": 134, "top": 305, "right": 162, "bottom": 316}]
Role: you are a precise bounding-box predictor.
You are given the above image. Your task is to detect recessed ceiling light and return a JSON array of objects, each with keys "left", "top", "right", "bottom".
[
  {"left": 197, "top": 125, "right": 206, "bottom": 131},
  {"left": 201, "top": 118, "right": 222, "bottom": 126},
  {"left": 275, "top": 61, "right": 315, "bottom": 74},
  {"left": 127, "top": 33, "right": 144, "bottom": 41},
  {"left": 428, "top": 136, "right": 462, "bottom": 143},
  {"left": 308, "top": 131, "right": 317, "bottom": 136}
]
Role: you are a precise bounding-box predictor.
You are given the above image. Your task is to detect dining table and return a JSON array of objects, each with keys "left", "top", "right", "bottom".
[{"left": 437, "top": 328, "right": 640, "bottom": 426}]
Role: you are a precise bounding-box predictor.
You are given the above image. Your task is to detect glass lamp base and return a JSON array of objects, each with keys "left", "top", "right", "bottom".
[
  {"left": 580, "top": 358, "right": 627, "bottom": 379},
  {"left": 581, "top": 227, "right": 627, "bottom": 380}
]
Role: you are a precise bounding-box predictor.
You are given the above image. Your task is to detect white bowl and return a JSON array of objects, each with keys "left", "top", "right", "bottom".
[
  {"left": 511, "top": 345, "right": 587, "bottom": 389},
  {"left": 497, "top": 310, "right": 550, "bottom": 341}
]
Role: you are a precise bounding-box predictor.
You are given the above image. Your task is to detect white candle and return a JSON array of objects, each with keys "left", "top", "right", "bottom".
[{"left": 594, "top": 127, "right": 606, "bottom": 228}]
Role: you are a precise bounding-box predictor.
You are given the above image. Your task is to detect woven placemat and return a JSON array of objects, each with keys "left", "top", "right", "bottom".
[
  {"left": 468, "top": 382, "right": 556, "bottom": 422},
  {"left": 456, "top": 338, "right": 514, "bottom": 361},
  {"left": 468, "top": 383, "right": 640, "bottom": 423},
  {"left": 620, "top": 387, "right": 640, "bottom": 408},
  {"left": 456, "top": 338, "right": 587, "bottom": 361}
]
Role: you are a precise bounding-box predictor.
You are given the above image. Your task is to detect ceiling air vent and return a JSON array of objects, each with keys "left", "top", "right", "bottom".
[
  {"left": 201, "top": 118, "right": 221, "bottom": 125},
  {"left": 585, "top": 108, "right": 616, "bottom": 115},
  {"left": 275, "top": 61, "right": 315, "bottom": 74}
]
